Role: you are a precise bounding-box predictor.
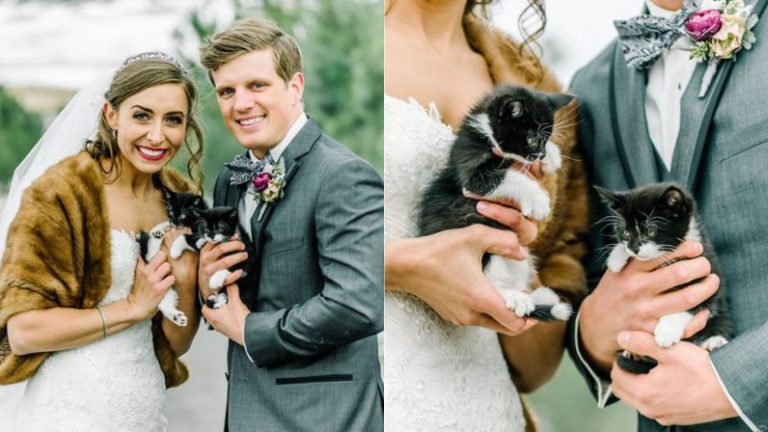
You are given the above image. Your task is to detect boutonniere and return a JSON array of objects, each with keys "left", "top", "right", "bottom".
[
  {"left": 687, "top": 0, "right": 758, "bottom": 62},
  {"left": 687, "top": 0, "right": 758, "bottom": 96},
  {"left": 249, "top": 157, "right": 286, "bottom": 204},
  {"left": 615, "top": 0, "right": 759, "bottom": 97}
]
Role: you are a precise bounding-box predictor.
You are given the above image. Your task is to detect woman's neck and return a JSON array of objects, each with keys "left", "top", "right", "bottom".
[
  {"left": 385, "top": 0, "right": 468, "bottom": 57},
  {"left": 101, "top": 157, "right": 157, "bottom": 199}
]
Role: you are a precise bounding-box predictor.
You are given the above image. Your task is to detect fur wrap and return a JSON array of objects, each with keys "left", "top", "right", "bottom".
[{"left": 0, "top": 151, "right": 194, "bottom": 388}]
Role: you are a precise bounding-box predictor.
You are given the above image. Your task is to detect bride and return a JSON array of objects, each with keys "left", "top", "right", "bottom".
[
  {"left": 0, "top": 52, "right": 203, "bottom": 431},
  {"left": 384, "top": 1, "right": 588, "bottom": 430}
]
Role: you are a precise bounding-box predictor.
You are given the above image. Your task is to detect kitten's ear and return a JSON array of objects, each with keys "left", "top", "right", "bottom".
[
  {"left": 547, "top": 93, "right": 575, "bottom": 112},
  {"left": 502, "top": 100, "right": 524, "bottom": 118},
  {"left": 594, "top": 185, "right": 625, "bottom": 212},
  {"left": 662, "top": 185, "right": 689, "bottom": 216}
]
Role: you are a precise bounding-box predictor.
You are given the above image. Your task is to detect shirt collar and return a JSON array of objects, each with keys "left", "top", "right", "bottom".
[
  {"left": 646, "top": 0, "right": 679, "bottom": 19},
  {"left": 248, "top": 112, "right": 308, "bottom": 162}
]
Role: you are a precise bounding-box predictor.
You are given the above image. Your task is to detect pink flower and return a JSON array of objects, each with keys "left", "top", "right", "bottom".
[
  {"left": 686, "top": 9, "right": 723, "bottom": 41},
  {"left": 252, "top": 172, "right": 272, "bottom": 192}
]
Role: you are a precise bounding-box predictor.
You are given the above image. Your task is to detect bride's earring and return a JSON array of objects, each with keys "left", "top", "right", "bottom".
[{"left": 111, "top": 129, "right": 117, "bottom": 140}]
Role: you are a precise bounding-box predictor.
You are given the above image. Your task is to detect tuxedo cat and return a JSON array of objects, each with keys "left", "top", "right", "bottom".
[
  {"left": 136, "top": 190, "right": 208, "bottom": 327},
  {"left": 168, "top": 206, "right": 257, "bottom": 309},
  {"left": 596, "top": 182, "right": 732, "bottom": 374},
  {"left": 417, "top": 84, "right": 575, "bottom": 321}
]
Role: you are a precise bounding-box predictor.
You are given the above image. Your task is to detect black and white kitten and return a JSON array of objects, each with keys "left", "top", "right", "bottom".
[
  {"left": 169, "top": 206, "right": 257, "bottom": 309},
  {"left": 137, "top": 190, "right": 208, "bottom": 327},
  {"left": 417, "top": 84, "right": 575, "bottom": 321},
  {"left": 595, "top": 182, "right": 732, "bottom": 374}
]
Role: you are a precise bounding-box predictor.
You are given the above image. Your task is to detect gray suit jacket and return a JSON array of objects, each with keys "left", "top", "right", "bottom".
[
  {"left": 568, "top": 1, "right": 768, "bottom": 430},
  {"left": 213, "top": 118, "right": 384, "bottom": 432}
]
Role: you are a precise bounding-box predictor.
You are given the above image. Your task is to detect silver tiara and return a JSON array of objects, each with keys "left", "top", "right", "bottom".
[{"left": 119, "top": 51, "right": 189, "bottom": 74}]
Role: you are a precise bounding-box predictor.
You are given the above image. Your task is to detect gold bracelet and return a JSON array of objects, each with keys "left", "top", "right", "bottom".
[{"left": 96, "top": 306, "right": 108, "bottom": 339}]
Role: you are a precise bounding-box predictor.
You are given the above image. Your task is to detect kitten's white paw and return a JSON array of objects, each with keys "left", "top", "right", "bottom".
[
  {"left": 654, "top": 312, "right": 692, "bottom": 348},
  {"left": 171, "top": 311, "right": 188, "bottom": 327},
  {"left": 212, "top": 292, "right": 229, "bottom": 309},
  {"left": 170, "top": 236, "right": 188, "bottom": 259},
  {"left": 500, "top": 290, "right": 535, "bottom": 317},
  {"left": 526, "top": 193, "right": 551, "bottom": 220},
  {"left": 606, "top": 245, "right": 630, "bottom": 273},
  {"left": 195, "top": 237, "right": 209, "bottom": 249},
  {"left": 550, "top": 302, "right": 573, "bottom": 321},
  {"left": 530, "top": 286, "right": 559, "bottom": 305},
  {"left": 150, "top": 221, "right": 172, "bottom": 238},
  {"left": 209, "top": 270, "right": 231, "bottom": 290},
  {"left": 699, "top": 335, "right": 729, "bottom": 351}
]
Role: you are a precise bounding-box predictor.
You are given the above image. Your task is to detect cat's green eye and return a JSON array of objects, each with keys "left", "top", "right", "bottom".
[
  {"left": 647, "top": 228, "right": 657, "bottom": 238},
  {"left": 621, "top": 230, "right": 631, "bottom": 240}
]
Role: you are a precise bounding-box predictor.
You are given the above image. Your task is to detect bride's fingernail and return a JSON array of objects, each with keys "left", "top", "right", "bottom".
[
  {"left": 476, "top": 201, "right": 488, "bottom": 211},
  {"left": 519, "top": 247, "right": 528, "bottom": 258}
]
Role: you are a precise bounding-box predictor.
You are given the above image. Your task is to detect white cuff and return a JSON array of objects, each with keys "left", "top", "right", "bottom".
[
  {"left": 708, "top": 357, "right": 760, "bottom": 431},
  {"left": 242, "top": 313, "right": 256, "bottom": 364},
  {"left": 573, "top": 309, "right": 614, "bottom": 408}
]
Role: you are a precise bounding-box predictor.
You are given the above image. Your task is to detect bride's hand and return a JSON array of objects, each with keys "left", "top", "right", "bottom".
[
  {"left": 461, "top": 191, "right": 538, "bottom": 247},
  {"left": 128, "top": 251, "right": 176, "bottom": 321},
  {"left": 386, "top": 225, "right": 538, "bottom": 336}
]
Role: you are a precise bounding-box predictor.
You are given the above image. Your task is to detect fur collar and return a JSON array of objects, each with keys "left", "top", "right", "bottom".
[{"left": 0, "top": 151, "right": 191, "bottom": 387}]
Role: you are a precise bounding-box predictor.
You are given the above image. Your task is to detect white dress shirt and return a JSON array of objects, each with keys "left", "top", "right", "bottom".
[
  {"left": 574, "top": 2, "right": 759, "bottom": 429},
  {"left": 644, "top": 0, "right": 698, "bottom": 170}
]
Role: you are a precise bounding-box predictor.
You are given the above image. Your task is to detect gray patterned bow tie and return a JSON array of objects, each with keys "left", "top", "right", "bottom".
[
  {"left": 225, "top": 153, "right": 276, "bottom": 186},
  {"left": 614, "top": 0, "right": 701, "bottom": 69}
]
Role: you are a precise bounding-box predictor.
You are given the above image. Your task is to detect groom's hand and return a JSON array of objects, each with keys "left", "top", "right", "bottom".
[
  {"left": 198, "top": 238, "right": 247, "bottom": 299},
  {"left": 578, "top": 241, "right": 717, "bottom": 373},
  {"left": 611, "top": 331, "right": 737, "bottom": 425},
  {"left": 202, "top": 284, "right": 250, "bottom": 346}
]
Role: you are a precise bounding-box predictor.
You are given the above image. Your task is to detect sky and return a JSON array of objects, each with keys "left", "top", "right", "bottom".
[{"left": 0, "top": 0, "right": 233, "bottom": 90}]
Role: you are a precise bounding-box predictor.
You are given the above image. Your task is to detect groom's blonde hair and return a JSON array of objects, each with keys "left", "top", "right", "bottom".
[{"left": 199, "top": 17, "right": 303, "bottom": 84}]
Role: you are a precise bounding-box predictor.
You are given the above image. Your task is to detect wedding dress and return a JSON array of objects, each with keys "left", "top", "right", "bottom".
[
  {"left": 14, "top": 230, "right": 167, "bottom": 432},
  {"left": 383, "top": 95, "right": 525, "bottom": 432}
]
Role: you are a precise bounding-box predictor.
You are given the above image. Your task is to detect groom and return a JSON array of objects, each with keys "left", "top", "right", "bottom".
[
  {"left": 569, "top": 0, "right": 768, "bottom": 430},
  {"left": 196, "top": 18, "right": 383, "bottom": 431}
]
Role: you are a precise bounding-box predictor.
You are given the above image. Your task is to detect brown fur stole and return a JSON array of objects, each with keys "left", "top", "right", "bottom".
[{"left": 0, "top": 151, "right": 193, "bottom": 388}]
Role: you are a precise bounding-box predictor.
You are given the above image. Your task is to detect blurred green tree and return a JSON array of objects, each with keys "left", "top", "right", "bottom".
[
  {"left": 0, "top": 86, "right": 43, "bottom": 183},
  {"left": 174, "top": 0, "right": 383, "bottom": 194}
]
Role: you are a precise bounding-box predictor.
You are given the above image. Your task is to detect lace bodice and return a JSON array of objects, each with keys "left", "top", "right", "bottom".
[
  {"left": 383, "top": 95, "right": 525, "bottom": 432},
  {"left": 15, "top": 230, "right": 167, "bottom": 432}
]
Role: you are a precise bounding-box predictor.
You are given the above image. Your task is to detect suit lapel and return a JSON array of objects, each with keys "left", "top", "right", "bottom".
[
  {"left": 248, "top": 118, "right": 322, "bottom": 262},
  {"left": 671, "top": 0, "right": 768, "bottom": 193},
  {"left": 223, "top": 152, "right": 248, "bottom": 209},
  {"left": 610, "top": 46, "right": 660, "bottom": 188}
]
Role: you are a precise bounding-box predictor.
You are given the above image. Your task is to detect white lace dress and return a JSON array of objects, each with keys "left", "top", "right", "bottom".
[
  {"left": 14, "top": 230, "right": 167, "bottom": 432},
  {"left": 384, "top": 95, "right": 525, "bottom": 432}
]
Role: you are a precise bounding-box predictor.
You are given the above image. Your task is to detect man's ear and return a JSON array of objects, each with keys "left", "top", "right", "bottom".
[
  {"left": 104, "top": 101, "right": 118, "bottom": 130},
  {"left": 289, "top": 72, "right": 305, "bottom": 106}
]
